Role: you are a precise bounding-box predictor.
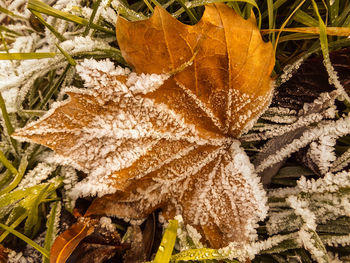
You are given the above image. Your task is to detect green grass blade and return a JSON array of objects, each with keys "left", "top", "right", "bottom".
[
  {"left": 83, "top": 0, "right": 103, "bottom": 36},
  {"left": 27, "top": 0, "right": 114, "bottom": 35},
  {"left": 43, "top": 201, "right": 60, "bottom": 263},
  {"left": 0, "top": 223, "right": 50, "bottom": 258},
  {"left": 0, "top": 25, "right": 22, "bottom": 36},
  {"left": 0, "top": 5, "right": 27, "bottom": 20},
  {"left": 261, "top": 0, "right": 287, "bottom": 19},
  {"left": 0, "top": 171, "right": 12, "bottom": 191},
  {"left": 30, "top": 10, "right": 66, "bottom": 42},
  {"left": 227, "top": 2, "right": 243, "bottom": 17},
  {"left": 0, "top": 212, "right": 27, "bottom": 242},
  {"left": 153, "top": 220, "right": 178, "bottom": 263},
  {"left": 117, "top": 3, "right": 148, "bottom": 21},
  {"left": 311, "top": 0, "right": 329, "bottom": 58},
  {"left": 0, "top": 91, "right": 17, "bottom": 150},
  {"left": 0, "top": 150, "right": 17, "bottom": 175},
  {"left": 143, "top": 0, "right": 154, "bottom": 12},
  {"left": 294, "top": 10, "right": 318, "bottom": 27},
  {"left": 267, "top": 0, "right": 275, "bottom": 44},
  {"left": 171, "top": 248, "right": 238, "bottom": 262},
  {"left": 0, "top": 156, "right": 28, "bottom": 195},
  {"left": 333, "top": 2, "right": 350, "bottom": 26},
  {"left": 24, "top": 184, "right": 50, "bottom": 236},
  {"left": 0, "top": 184, "right": 46, "bottom": 208},
  {"left": 274, "top": 0, "right": 306, "bottom": 52},
  {"left": 0, "top": 92, "right": 14, "bottom": 136},
  {"left": 176, "top": 0, "right": 199, "bottom": 24},
  {"left": 55, "top": 44, "right": 76, "bottom": 66},
  {"left": 329, "top": 0, "right": 339, "bottom": 25},
  {"left": 0, "top": 52, "right": 56, "bottom": 60}
]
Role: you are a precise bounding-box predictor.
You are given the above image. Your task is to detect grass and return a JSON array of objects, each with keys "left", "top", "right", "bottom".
[{"left": 0, "top": 0, "right": 350, "bottom": 262}]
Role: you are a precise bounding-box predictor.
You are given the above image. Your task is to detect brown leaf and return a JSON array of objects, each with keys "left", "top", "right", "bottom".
[
  {"left": 117, "top": 4, "right": 275, "bottom": 137},
  {"left": 14, "top": 3, "right": 274, "bottom": 249},
  {"left": 50, "top": 218, "right": 96, "bottom": 263},
  {"left": 51, "top": 217, "right": 124, "bottom": 263}
]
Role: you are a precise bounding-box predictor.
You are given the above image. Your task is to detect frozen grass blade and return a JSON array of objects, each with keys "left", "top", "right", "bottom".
[
  {"left": 117, "top": 2, "right": 148, "bottom": 21},
  {"left": 171, "top": 248, "right": 237, "bottom": 262},
  {"left": 0, "top": 223, "right": 50, "bottom": 258},
  {"left": 43, "top": 201, "right": 60, "bottom": 263},
  {"left": 153, "top": 220, "right": 178, "bottom": 263},
  {"left": 0, "top": 5, "right": 27, "bottom": 20},
  {"left": 55, "top": 44, "right": 76, "bottom": 66},
  {"left": 0, "top": 25, "right": 22, "bottom": 36},
  {"left": 0, "top": 92, "right": 17, "bottom": 150},
  {"left": 27, "top": 0, "right": 115, "bottom": 35},
  {"left": 0, "top": 53, "right": 56, "bottom": 60},
  {"left": 311, "top": 0, "right": 350, "bottom": 103},
  {"left": 0, "top": 92, "right": 14, "bottom": 136},
  {"left": 83, "top": 0, "right": 102, "bottom": 36}
]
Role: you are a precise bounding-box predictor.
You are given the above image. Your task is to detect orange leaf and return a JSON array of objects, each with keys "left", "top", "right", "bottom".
[
  {"left": 117, "top": 3, "right": 275, "bottom": 137},
  {"left": 50, "top": 219, "right": 95, "bottom": 263}
]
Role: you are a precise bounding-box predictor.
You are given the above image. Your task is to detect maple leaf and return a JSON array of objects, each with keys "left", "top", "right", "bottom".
[{"left": 13, "top": 3, "right": 275, "bottom": 250}]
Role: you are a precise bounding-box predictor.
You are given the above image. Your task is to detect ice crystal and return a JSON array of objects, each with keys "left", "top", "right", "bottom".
[{"left": 18, "top": 162, "right": 57, "bottom": 189}]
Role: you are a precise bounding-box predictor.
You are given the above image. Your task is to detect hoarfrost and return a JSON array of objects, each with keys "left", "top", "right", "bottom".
[{"left": 18, "top": 163, "right": 57, "bottom": 189}]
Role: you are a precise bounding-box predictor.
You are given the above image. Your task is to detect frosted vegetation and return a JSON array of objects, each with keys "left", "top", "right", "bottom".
[{"left": 1, "top": 0, "right": 350, "bottom": 262}]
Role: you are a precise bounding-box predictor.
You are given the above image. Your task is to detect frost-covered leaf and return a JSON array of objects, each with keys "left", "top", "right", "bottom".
[
  {"left": 117, "top": 3, "right": 275, "bottom": 137},
  {"left": 14, "top": 3, "right": 275, "bottom": 250}
]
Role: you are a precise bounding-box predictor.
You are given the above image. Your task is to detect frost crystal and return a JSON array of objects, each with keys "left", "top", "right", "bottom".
[{"left": 18, "top": 163, "right": 57, "bottom": 189}]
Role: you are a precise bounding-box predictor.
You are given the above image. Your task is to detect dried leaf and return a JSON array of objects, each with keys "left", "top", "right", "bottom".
[
  {"left": 14, "top": 3, "right": 274, "bottom": 249},
  {"left": 51, "top": 216, "right": 124, "bottom": 263},
  {"left": 50, "top": 218, "right": 95, "bottom": 263},
  {"left": 117, "top": 3, "right": 275, "bottom": 137}
]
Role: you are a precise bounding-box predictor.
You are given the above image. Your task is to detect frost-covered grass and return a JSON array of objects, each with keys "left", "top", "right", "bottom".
[{"left": 1, "top": 0, "right": 350, "bottom": 262}]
